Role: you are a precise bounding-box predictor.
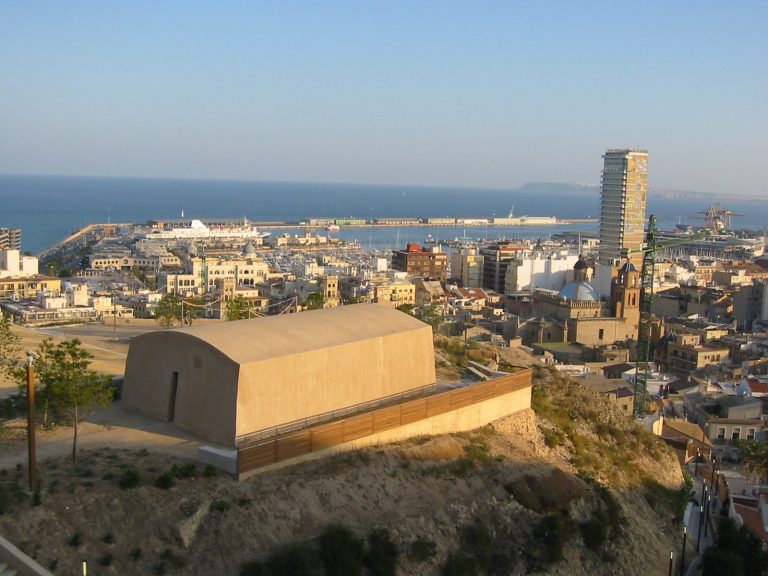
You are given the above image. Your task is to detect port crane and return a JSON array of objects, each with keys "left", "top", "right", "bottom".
[
  {"left": 693, "top": 204, "right": 743, "bottom": 232},
  {"left": 622, "top": 216, "right": 710, "bottom": 417}
]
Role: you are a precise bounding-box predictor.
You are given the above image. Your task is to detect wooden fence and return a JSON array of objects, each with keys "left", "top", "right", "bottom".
[{"left": 238, "top": 369, "right": 532, "bottom": 474}]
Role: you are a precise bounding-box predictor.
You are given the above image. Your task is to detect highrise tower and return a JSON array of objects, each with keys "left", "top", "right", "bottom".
[
  {"left": 594, "top": 149, "right": 648, "bottom": 296},
  {"left": 598, "top": 149, "right": 648, "bottom": 266}
]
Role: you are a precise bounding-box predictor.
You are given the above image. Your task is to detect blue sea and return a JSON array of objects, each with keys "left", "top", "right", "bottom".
[{"left": 1, "top": 174, "right": 767, "bottom": 255}]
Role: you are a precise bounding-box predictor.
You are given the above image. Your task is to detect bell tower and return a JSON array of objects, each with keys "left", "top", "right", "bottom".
[{"left": 613, "top": 260, "right": 640, "bottom": 325}]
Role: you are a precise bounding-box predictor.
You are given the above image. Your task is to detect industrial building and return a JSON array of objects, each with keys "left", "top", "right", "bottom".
[{"left": 122, "top": 305, "right": 437, "bottom": 447}]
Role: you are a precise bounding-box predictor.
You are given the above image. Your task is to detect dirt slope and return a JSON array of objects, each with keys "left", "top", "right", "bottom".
[{"left": 0, "top": 368, "right": 684, "bottom": 576}]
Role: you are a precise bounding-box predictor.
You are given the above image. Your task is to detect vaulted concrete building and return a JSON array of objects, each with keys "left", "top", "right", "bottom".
[{"left": 123, "top": 305, "right": 436, "bottom": 446}]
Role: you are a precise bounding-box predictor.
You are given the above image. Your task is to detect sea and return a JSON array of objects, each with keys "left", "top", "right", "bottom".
[{"left": 1, "top": 174, "right": 767, "bottom": 255}]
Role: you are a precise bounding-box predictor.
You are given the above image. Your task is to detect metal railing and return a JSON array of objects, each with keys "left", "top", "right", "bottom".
[{"left": 235, "top": 380, "right": 442, "bottom": 447}]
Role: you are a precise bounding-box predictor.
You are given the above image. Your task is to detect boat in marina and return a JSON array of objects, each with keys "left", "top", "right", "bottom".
[{"left": 143, "top": 218, "right": 270, "bottom": 241}]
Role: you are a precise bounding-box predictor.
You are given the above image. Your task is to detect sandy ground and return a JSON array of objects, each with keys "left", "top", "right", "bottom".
[
  {"left": 1, "top": 319, "right": 212, "bottom": 468},
  {"left": 0, "top": 401, "right": 202, "bottom": 470},
  {"left": 1, "top": 318, "right": 223, "bottom": 395}
]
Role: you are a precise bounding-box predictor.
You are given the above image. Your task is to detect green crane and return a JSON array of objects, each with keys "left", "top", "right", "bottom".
[{"left": 624, "top": 215, "right": 709, "bottom": 417}]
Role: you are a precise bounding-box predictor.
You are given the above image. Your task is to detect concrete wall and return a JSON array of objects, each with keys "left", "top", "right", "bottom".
[
  {"left": 239, "top": 385, "right": 531, "bottom": 479},
  {"left": 124, "top": 318, "right": 435, "bottom": 447},
  {"left": 571, "top": 317, "right": 636, "bottom": 347},
  {"left": 236, "top": 328, "right": 435, "bottom": 440},
  {"left": 123, "top": 332, "right": 240, "bottom": 446},
  {"left": 0, "top": 535, "right": 52, "bottom": 576}
]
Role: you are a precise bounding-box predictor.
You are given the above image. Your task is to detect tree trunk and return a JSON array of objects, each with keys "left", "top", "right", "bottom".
[{"left": 72, "top": 402, "right": 78, "bottom": 463}]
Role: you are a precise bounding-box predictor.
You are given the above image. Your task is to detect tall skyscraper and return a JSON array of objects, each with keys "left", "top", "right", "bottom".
[
  {"left": 594, "top": 149, "right": 648, "bottom": 296},
  {"left": 598, "top": 149, "right": 648, "bottom": 266}
]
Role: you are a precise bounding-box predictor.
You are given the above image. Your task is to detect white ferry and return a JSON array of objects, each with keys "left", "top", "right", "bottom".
[{"left": 143, "top": 219, "right": 270, "bottom": 240}]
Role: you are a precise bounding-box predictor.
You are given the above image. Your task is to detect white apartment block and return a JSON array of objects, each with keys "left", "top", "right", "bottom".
[
  {"left": 0, "top": 249, "right": 39, "bottom": 278},
  {"left": 504, "top": 251, "right": 578, "bottom": 294},
  {"left": 449, "top": 246, "right": 484, "bottom": 288}
]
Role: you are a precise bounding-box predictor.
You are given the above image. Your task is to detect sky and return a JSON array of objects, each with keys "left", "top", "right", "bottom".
[{"left": 1, "top": 1, "right": 766, "bottom": 195}]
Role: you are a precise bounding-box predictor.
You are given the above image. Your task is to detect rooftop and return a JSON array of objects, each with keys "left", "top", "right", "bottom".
[{"left": 159, "top": 304, "right": 430, "bottom": 365}]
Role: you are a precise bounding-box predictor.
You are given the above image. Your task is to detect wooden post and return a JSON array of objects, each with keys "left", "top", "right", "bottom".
[{"left": 26, "top": 354, "right": 36, "bottom": 492}]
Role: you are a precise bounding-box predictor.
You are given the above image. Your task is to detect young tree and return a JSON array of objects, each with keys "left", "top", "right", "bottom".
[
  {"left": 24, "top": 339, "right": 113, "bottom": 462},
  {"left": 303, "top": 292, "right": 324, "bottom": 310},
  {"left": 0, "top": 314, "right": 21, "bottom": 381},
  {"left": 416, "top": 303, "right": 444, "bottom": 330},
  {"left": 739, "top": 440, "right": 768, "bottom": 485},
  {"left": 155, "top": 294, "right": 181, "bottom": 328},
  {"left": 226, "top": 296, "right": 254, "bottom": 321},
  {"left": 182, "top": 297, "right": 206, "bottom": 326}
]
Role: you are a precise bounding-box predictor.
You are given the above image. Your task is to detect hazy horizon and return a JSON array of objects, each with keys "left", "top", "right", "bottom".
[
  {"left": 0, "top": 172, "right": 749, "bottom": 201},
  {"left": 2, "top": 2, "right": 765, "bottom": 196}
]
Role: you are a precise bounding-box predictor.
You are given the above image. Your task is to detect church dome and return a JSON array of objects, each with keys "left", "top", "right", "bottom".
[
  {"left": 619, "top": 261, "right": 637, "bottom": 273},
  {"left": 242, "top": 241, "right": 257, "bottom": 256},
  {"left": 557, "top": 281, "right": 600, "bottom": 302}
]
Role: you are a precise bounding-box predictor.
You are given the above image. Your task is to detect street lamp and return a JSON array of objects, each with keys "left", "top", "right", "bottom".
[
  {"left": 668, "top": 551, "right": 674, "bottom": 576},
  {"left": 697, "top": 505, "right": 704, "bottom": 552},
  {"left": 679, "top": 525, "right": 687, "bottom": 576},
  {"left": 26, "top": 351, "right": 38, "bottom": 492},
  {"left": 704, "top": 494, "right": 711, "bottom": 537}
]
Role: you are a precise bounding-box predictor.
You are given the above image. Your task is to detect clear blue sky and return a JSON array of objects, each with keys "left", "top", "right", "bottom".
[{"left": 1, "top": 1, "right": 765, "bottom": 195}]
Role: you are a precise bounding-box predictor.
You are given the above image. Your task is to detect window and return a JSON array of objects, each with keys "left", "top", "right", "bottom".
[
  {"left": 717, "top": 427, "right": 726, "bottom": 440},
  {"left": 747, "top": 428, "right": 756, "bottom": 440},
  {"left": 599, "top": 329, "right": 604, "bottom": 340},
  {"left": 732, "top": 428, "right": 741, "bottom": 441}
]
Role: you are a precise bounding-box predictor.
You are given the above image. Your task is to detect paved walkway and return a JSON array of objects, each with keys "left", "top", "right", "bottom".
[{"left": 680, "top": 463, "right": 717, "bottom": 576}]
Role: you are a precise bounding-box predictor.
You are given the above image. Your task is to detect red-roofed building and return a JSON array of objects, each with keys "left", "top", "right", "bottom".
[
  {"left": 733, "top": 499, "right": 768, "bottom": 546},
  {"left": 392, "top": 243, "right": 448, "bottom": 280},
  {"left": 745, "top": 377, "right": 768, "bottom": 397}
]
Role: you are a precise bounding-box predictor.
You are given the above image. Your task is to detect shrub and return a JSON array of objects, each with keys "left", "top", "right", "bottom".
[
  {"left": 364, "top": 528, "right": 399, "bottom": 576},
  {"left": 129, "top": 548, "right": 142, "bottom": 561},
  {"left": 240, "top": 560, "right": 270, "bottom": 576},
  {"left": 68, "top": 531, "right": 82, "bottom": 548},
  {"left": 119, "top": 468, "right": 140, "bottom": 490},
  {"left": 265, "top": 542, "right": 323, "bottom": 576},
  {"left": 459, "top": 520, "right": 494, "bottom": 569},
  {"left": 76, "top": 467, "right": 95, "bottom": 478},
  {"left": 212, "top": 499, "right": 230, "bottom": 513},
  {"left": 319, "top": 524, "right": 365, "bottom": 576},
  {"left": 525, "top": 511, "right": 576, "bottom": 570},
  {"left": 580, "top": 516, "right": 609, "bottom": 551},
  {"left": 408, "top": 537, "right": 437, "bottom": 562},
  {"left": 542, "top": 427, "right": 565, "bottom": 448},
  {"left": 102, "top": 532, "right": 115, "bottom": 544},
  {"left": 173, "top": 463, "right": 197, "bottom": 478},
  {"left": 99, "top": 553, "right": 113, "bottom": 566},
  {"left": 643, "top": 476, "right": 689, "bottom": 523},
  {"left": 160, "top": 548, "right": 188, "bottom": 569},
  {"left": 441, "top": 552, "right": 480, "bottom": 576},
  {"left": 203, "top": 464, "right": 217, "bottom": 478},
  {"left": 155, "top": 473, "right": 175, "bottom": 490}
]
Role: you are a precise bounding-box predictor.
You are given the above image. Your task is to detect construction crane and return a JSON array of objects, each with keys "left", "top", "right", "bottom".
[{"left": 622, "top": 215, "right": 710, "bottom": 417}]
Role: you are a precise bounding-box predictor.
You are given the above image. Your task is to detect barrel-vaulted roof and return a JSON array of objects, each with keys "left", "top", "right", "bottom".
[{"left": 152, "top": 304, "right": 430, "bottom": 365}]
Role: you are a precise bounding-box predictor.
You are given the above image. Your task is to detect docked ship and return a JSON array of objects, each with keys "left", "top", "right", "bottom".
[{"left": 143, "top": 218, "right": 270, "bottom": 241}]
